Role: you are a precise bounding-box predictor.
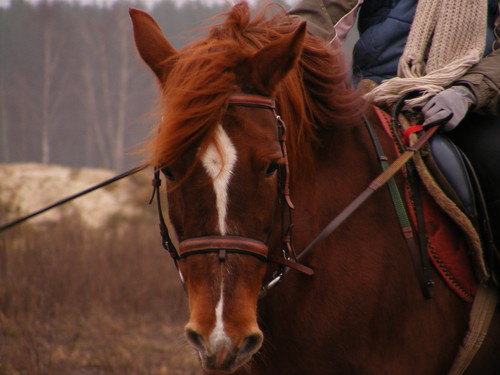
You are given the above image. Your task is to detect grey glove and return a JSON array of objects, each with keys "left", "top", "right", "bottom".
[{"left": 422, "top": 85, "right": 476, "bottom": 132}]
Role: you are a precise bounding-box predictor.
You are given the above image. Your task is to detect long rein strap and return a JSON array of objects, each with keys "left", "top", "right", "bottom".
[{"left": 297, "top": 124, "right": 439, "bottom": 263}]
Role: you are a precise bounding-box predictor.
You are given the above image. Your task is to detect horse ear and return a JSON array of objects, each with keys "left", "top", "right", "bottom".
[
  {"left": 129, "top": 8, "right": 177, "bottom": 82},
  {"left": 248, "top": 22, "right": 307, "bottom": 94}
]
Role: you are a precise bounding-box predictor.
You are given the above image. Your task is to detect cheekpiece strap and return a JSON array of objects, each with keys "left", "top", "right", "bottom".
[{"left": 152, "top": 169, "right": 180, "bottom": 262}]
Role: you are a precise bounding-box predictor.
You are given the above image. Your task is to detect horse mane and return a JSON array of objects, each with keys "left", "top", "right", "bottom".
[{"left": 150, "top": 2, "right": 366, "bottom": 172}]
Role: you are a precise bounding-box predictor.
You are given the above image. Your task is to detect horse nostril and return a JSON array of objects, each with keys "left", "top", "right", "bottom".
[
  {"left": 185, "top": 327, "right": 205, "bottom": 352},
  {"left": 239, "top": 333, "right": 263, "bottom": 357}
]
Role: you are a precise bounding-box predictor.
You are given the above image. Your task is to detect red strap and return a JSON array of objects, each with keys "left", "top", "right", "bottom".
[
  {"left": 403, "top": 125, "right": 423, "bottom": 146},
  {"left": 373, "top": 106, "right": 393, "bottom": 138}
]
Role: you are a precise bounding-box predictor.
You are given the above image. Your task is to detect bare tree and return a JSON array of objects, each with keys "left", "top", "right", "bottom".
[
  {"left": 2, "top": 0, "right": 227, "bottom": 168},
  {"left": 1, "top": 6, "right": 9, "bottom": 162},
  {"left": 79, "top": 5, "right": 136, "bottom": 171},
  {"left": 38, "top": 3, "right": 68, "bottom": 164},
  {"left": 113, "top": 8, "right": 132, "bottom": 171},
  {"left": 79, "top": 15, "right": 112, "bottom": 168},
  {"left": 0, "top": 74, "right": 8, "bottom": 162}
]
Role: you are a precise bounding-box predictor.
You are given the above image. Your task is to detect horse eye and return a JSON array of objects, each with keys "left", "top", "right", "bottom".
[
  {"left": 265, "top": 161, "right": 279, "bottom": 177},
  {"left": 161, "top": 166, "right": 175, "bottom": 181}
]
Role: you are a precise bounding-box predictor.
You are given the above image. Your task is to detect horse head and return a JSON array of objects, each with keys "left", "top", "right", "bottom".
[{"left": 130, "top": 6, "right": 306, "bottom": 372}]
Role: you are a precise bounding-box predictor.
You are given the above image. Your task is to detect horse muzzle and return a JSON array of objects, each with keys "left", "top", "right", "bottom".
[{"left": 186, "top": 325, "right": 263, "bottom": 373}]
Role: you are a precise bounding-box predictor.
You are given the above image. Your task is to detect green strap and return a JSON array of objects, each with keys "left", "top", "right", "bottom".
[
  {"left": 363, "top": 116, "right": 412, "bottom": 229},
  {"left": 363, "top": 115, "right": 433, "bottom": 299},
  {"left": 381, "top": 161, "right": 412, "bottom": 228}
]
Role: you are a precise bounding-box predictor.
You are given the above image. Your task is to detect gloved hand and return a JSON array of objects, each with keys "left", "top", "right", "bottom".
[{"left": 421, "top": 85, "right": 476, "bottom": 132}]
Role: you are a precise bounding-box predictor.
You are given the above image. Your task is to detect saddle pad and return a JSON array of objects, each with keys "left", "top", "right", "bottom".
[{"left": 374, "top": 107, "right": 478, "bottom": 302}]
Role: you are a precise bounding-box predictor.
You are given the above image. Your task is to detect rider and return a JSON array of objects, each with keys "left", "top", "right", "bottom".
[{"left": 289, "top": 0, "right": 500, "bottom": 267}]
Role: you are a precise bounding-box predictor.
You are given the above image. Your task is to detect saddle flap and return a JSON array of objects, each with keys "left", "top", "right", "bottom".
[{"left": 428, "top": 135, "right": 477, "bottom": 220}]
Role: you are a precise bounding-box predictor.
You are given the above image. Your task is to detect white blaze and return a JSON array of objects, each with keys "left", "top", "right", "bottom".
[
  {"left": 201, "top": 124, "right": 237, "bottom": 235},
  {"left": 201, "top": 125, "right": 235, "bottom": 349},
  {"left": 209, "top": 283, "right": 228, "bottom": 349}
]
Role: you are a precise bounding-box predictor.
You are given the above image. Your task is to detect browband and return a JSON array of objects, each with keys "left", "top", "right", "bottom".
[{"left": 228, "top": 93, "right": 275, "bottom": 109}]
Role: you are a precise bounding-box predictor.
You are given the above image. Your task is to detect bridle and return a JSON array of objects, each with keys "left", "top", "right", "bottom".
[{"left": 150, "top": 93, "right": 314, "bottom": 293}]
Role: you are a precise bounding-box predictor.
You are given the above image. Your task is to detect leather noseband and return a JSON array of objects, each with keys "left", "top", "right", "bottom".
[
  {"left": 179, "top": 236, "right": 268, "bottom": 262},
  {"left": 178, "top": 235, "right": 313, "bottom": 275}
]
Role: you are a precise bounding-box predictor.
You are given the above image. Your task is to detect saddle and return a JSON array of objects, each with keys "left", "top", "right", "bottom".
[
  {"left": 424, "top": 134, "right": 500, "bottom": 286},
  {"left": 391, "top": 106, "right": 500, "bottom": 290},
  {"left": 374, "top": 105, "right": 500, "bottom": 299}
]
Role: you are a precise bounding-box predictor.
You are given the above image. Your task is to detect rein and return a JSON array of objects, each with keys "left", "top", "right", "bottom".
[
  {"left": 297, "top": 124, "right": 439, "bottom": 261},
  {"left": 292, "top": 94, "right": 443, "bottom": 298}
]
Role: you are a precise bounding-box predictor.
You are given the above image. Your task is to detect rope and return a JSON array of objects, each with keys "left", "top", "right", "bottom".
[{"left": 448, "top": 284, "right": 498, "bottom": 375}]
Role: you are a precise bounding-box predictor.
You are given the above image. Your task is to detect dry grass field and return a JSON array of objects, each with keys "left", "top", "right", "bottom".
[{"left": 0, "top": 212, "right": 199, "bottom": 374}]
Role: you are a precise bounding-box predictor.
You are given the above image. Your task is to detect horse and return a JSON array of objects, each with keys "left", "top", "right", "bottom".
[{"left": 129, "top": 3, "right": 500, "bottom": 374}]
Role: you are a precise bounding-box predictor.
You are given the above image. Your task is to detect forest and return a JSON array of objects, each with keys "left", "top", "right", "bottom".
[{"left": 0, "top": 0, "right": 256, "bottom": 170}]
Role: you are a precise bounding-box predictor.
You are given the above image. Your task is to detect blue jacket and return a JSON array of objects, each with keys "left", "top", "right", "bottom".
[{"left": 352, "top": 0, "right": 499, "bottom": 83}]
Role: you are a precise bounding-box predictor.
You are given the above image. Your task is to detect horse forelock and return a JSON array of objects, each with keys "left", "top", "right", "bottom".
[{"left": 148, "top": 1, "right": 365, "bottom": 177}]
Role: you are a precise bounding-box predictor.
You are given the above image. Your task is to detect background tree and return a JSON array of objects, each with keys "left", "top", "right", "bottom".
[{"left": 1, "top": 0, "right": 230, "bottom": 170}]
